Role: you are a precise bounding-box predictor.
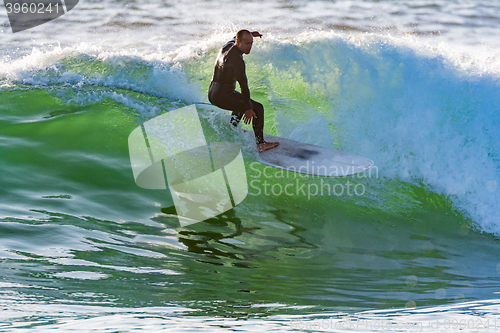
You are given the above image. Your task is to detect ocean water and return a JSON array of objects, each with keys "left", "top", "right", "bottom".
[{"left": 2, "top": 0, "right": 500, "bottom": 331}]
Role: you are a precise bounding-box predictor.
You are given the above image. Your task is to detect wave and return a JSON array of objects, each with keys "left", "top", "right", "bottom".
[{"left": 2, "top": 31, "right": 500, "bottom": 233}]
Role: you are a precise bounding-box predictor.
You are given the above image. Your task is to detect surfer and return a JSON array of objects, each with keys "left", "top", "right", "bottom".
[{"left": 208, "top": 29, "right": 279, "bottom": 152}]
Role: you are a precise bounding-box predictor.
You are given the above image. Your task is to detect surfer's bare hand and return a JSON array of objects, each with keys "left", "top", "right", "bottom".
[
  {"left": 251, "top": 31, "right": 262, "bottom": 38},
  {"left": 243, "top": 109, "right": 257, "bottom": 124}
]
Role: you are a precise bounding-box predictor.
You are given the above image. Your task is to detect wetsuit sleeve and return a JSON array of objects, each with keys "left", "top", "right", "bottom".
[{"left": 234, "top": 58, "right": 253, "bottom": 110}]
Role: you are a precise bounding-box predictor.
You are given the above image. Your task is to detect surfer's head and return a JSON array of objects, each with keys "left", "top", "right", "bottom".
[{"left": 236, "top": 29, "right": 253, "bottom": 54}]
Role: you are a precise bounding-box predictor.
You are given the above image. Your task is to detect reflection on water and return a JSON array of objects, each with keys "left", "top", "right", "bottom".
[
  {"left": 156, "top": 195, "right": 498, "bottom": 315},
  {"left": 2, "top": 195, "right": 499, "bottom": 322}
]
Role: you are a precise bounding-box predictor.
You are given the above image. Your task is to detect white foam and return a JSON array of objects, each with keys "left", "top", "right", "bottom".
[{"left": 0, "top": 43, "right": 204, "bottom": 118}]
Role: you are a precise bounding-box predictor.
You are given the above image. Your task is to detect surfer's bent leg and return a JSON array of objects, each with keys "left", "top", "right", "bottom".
[
  {"left": 228, "top": 99, "right": 264, "bottom": 143},
  {"left": 209, "top": 83, "right": 245, "bottom": 126},
  {"left": 208, "top": 85, "right": 265, "bottom": 143}
]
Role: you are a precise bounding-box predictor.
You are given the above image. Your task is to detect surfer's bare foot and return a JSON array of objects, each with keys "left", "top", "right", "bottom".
[{"left": 257, "top": 141, "right": 279, "bottom": 153}]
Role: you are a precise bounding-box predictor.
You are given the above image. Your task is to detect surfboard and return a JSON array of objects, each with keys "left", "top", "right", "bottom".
[{"left": 258, "top": 134, "right": 374, "bottom": 177}]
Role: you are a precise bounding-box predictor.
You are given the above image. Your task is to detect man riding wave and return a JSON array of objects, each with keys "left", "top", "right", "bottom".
[{"left": 208, "top": 29, "right": 279, "bottom": 152}]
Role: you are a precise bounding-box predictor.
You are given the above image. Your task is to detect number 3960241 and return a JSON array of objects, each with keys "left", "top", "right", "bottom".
[{"left": 5, "top": 2, "right": 60, "bottom": 14}]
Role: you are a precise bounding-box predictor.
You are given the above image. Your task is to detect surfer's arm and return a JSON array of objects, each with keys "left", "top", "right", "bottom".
[{"left": 234, "top": 58, "right": 253, "bottom": 111}]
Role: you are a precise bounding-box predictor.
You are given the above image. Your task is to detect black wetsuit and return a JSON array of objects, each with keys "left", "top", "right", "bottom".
[{"left": 208, "top": 38, "right": 265, "bottom": 144}]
